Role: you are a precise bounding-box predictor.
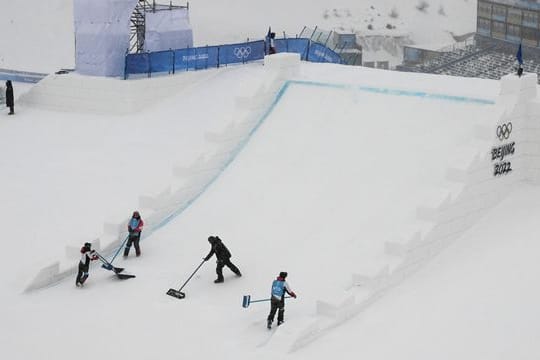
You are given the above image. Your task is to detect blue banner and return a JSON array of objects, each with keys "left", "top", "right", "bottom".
[
  {"left": 307, "top": 43, "right": 343, "bottom": 64},
  {"left": 218, "top": 40, "right": 265, "bottom": 65},
  {"left": 125, "top": 53, "right": 150, "bottom": 75},
  {"left": 125, "top": 38, "right": 343, "bottom": 78},
  {"left": 275, "top": 39, "right": 309, "bottom": 60},
  {"left": 150, "top": 50, "right": 174, "bottom": 74},
  {"left": 174, "top": 46, "right": 220, "bottom": 71}
]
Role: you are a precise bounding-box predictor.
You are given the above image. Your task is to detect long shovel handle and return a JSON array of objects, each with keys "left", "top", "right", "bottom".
[
  {"left": 176, "top": 260, "right": 206, "bottom": 292},
  {"left": 94, "top": 252, "right": 108, "bottom": 264},
  {"left": 246, "top": 296, "right": 292, "bottom": 307},
  {"left": 109, "top": 235, "right": 130, "bottom": 264},
  {"left": 252, "top": 296, "right": 292, "bottom": 303}
]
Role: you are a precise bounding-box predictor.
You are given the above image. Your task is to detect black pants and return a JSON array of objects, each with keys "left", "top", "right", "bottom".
[
  {"left": 76, "top": 262, "right": 89, "bottom": 285},
  {"left": 216, "top": 258, "right": 240, "bottom": 280},
  {"left": 267, "top": 297, "right": 285, "bottom": 323},
  {"left": 124, "top": 232, "right": 141, "bottom": 256}
]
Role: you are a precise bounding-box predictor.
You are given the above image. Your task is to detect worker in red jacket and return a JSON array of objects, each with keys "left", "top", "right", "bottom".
[{"left": 124, "top": 211, "right": 144, "bottom": 257}]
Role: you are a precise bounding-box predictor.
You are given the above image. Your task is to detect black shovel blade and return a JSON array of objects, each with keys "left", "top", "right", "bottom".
[
  {"left": 166, "top": 288, "right": 186, "bottom": 299},
  {"left": 116, "top": 273, "right": 135, "bottom": 280},
  {"left": 112, "top": 266, "right": 125, "bottom": 274}
]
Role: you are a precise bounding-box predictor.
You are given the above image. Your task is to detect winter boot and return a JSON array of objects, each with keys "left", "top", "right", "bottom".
[
  {"left": 267, "top": 320, "right": 272, "bottom": 329},
  {"left": 277, "top": 320, "right": 284, "bottom": 326},
  {"left": 235, "top": 270, "right": 242, "bottom": 277},
  {"left": 80, "top": 274, "right": 88, "bottom": 285},
  {"left": 214, "top": 277, "right": 224, "bottom": 283}
]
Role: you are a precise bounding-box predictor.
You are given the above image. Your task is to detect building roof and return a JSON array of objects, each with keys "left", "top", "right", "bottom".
[{"left": 485, "top": 0, "right": 540, "bottom": 11}]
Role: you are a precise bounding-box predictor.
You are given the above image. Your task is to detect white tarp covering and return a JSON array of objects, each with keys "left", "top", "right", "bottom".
[
  {"left": 144, "top": 7, "right": 193, "bottom": 52},
  {"left": 73, "top": 0, "right": 138, "bottom": 77}
]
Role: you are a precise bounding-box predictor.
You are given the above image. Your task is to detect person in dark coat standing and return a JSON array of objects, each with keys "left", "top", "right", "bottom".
[
  {"left": 203, "top": 236, "right": 241, "bottom": 283},
  {"left": 267, "top": 271, "right": 296, "bottom": 329},
  {"left": 124, "top": 211, "right": 144, "bottom": 257},
  {"left": 5, "top": 80, "right": 14, "bottom": 115},
  {"left": 76, "top": 242, "right": 98, "bottom": 287},
  {"left": 269, "top": 32, "right": 277, "bottom": 55}
]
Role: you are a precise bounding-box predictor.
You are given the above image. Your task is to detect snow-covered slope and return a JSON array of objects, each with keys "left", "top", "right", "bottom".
[
  {"left": 5, "top": 56, "right": 538, "bottom": 359},
  {"left": 3, "top": 1, "right": 540, "bottom": 359}
]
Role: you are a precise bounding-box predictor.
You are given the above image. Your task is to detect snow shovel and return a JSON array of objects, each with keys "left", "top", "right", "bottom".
[
  {"left": 95, "top": 252, "right": 125, "bottom": 274},
  {"left": 242, "top": 295, "right": 292, "bottom": 308},
  {"left": 96, "top": 252, "right": 136, "bottom": 280},
  {"left": 166, "top": 260, "right": 206, "bottom": 299}
]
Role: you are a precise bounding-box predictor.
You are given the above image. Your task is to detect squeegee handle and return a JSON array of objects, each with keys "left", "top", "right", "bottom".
[
  {"left": 177, "top": 260, "right": 206, "bottom": 291},
  {"left": 250, "top": 296, "right": 292, "bottom": 304}
]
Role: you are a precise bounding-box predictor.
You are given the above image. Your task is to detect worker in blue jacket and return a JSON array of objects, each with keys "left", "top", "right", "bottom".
[{"left": 267, "top": 271, "right": 297, "bottom": 329}]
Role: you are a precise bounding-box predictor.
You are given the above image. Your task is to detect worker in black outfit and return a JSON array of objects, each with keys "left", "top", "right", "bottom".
[
  {"left": 269, "top": 32, "right": 277, "bottom": 54},
  {"left": 203, "top": 236, "right": 241, "bottom": 283},
  {"left": 5, "top": 80, "right": 14, "bottom": 115},
  {"left": 76, "top": 242, "right": 98, "bottom": 287}
]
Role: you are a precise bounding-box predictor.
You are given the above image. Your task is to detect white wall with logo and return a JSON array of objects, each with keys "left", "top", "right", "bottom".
[{"left": 289, "top": 72, "right": 540, "bottom": 352}]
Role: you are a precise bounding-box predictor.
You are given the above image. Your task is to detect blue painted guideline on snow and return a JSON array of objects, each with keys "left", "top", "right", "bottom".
[
  {"left": 145, "top": 79, "right": 494, "bottom": 237},
  {"left": 289, "top": 80, "right": 496, "bottom": 105}
]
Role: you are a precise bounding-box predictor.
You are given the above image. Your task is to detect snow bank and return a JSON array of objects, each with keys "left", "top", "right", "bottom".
[
  {"left": 18, "top": 70, "right": 220, "bottom": 115},
  {"left": 288, "top": 72, "right": 540, "bottom": 352}
]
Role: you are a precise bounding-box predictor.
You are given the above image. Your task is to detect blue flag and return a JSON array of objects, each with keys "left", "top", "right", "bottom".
[{"left": 517, "top": 43, "right": 523, "bottom": 65}]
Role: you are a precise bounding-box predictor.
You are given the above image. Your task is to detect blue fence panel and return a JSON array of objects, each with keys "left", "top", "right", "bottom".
[
  {"left": 174, "top": 46, "right": 219, "bottom": 71},
  {"left": 274, "top": 38, "right": 310, "bottom": 60},
  {"left": 126, "top": 53, "right": 151, "bottom": 75},
  {"left": 218, "top": 40, "right": 265, "bottom": 65},
  {"left": 150, "top": 50, "right": 174, "bottom": 74},
  {"left": 125, "top": 38, "right": 344, "bottom": 78},
  {"left": 307, "top": 43, "right": 343, "bottom": 64}
]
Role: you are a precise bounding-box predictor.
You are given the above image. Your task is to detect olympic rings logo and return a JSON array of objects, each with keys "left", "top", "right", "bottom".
[
  {"left": 234, "top": 46, "right": 252, "bottom": 59},
  {"left": 496, "top": 122, "right": 512, "bottom": 141}
]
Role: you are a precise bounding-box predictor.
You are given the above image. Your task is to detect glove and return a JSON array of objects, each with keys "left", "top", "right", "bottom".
[{"left": 290, "top": 292, "right": 297, "bottom": 298}]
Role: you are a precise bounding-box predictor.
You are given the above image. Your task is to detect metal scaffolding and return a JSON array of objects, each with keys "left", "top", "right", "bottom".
[{"left": 129, "top": 1, "right": 189, "bottom": 53}]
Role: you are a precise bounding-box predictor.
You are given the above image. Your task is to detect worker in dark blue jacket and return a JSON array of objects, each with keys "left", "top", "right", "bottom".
[{"left": 267, "top": 271, "right": 297, "bottom": 329}]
